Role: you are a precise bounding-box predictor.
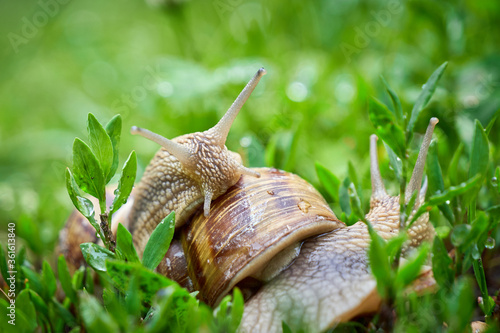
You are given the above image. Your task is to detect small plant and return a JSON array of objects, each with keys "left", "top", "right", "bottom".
[{"left": 65, "top": 114, "right": 136, "bottom": 252}]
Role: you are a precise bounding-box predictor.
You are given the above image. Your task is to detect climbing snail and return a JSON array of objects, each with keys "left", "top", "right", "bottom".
[{"left": 60, "top": 68, "right": 437, "bottom": 332}]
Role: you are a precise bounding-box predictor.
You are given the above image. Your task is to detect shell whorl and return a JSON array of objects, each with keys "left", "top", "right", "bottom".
[{"left": 182, "top": 168, "right": 343, "bottom": 306}]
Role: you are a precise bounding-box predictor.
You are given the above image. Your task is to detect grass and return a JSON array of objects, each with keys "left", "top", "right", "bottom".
[{"left": 1, "top": 0, "right": 500, "bottom": 332}]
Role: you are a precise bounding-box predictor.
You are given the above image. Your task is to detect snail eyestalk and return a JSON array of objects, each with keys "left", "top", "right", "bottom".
[
  {"left": 370, "top": 134, "right": 387, "bottom": 200},
  {"left": 131, "top": 126, "right": 192, "bottom": 166},
  {"left": 405, "top": 117, "right": 439, "bottom": 206},
  {"left": 210, "top": 68, "right": 267, "bottom": 146}
]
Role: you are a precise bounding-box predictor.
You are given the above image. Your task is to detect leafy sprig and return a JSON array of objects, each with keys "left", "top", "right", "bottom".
[{"left": 66, "top": 113, "right": 136, "bottom": 252}]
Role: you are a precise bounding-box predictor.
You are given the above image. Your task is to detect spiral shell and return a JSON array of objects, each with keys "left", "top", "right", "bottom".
[{"left": 181, "top": 167, "right": 343, "bottom": 306}]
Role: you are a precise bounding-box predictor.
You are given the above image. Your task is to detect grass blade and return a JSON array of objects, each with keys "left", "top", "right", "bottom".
[
  {"left": 142, "top": 212, "right": 176, "bottom": 271},
  {"left": 407, "top": 62, "right": 448, "bottom": 136},
  {"left": 105, "top": 114, "right": 122, "bottom": 182},
  {"left": 110, "top": 151, "right": 137, "bottom": 216},
  {"left": 87, "top": 113, "right": 114, "bottom": 183}
]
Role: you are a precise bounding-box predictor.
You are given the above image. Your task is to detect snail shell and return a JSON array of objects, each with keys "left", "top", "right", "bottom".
[{"left": 182, "top": 167, "right": 343, "bottom": 306}]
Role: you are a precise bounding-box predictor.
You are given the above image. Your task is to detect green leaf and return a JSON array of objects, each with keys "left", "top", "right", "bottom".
[
  {"left": 16, "top": 289, "right": 38, "bottom": 331},
  {"left": 405, "top": 190, "right": 418, "bottom": 223},
  {"left": 1, "top": 297, "right": 35, "bottom": 332},
  {"left": 381, "top": 75, "right": 403, "bottom": 125},
  {"left": 448, "top": 142, "right": 464, "bottom": 185},
  {"left": 102, "top": 288, "right": 128, "bottom": 331},
  {"left": 105, "top": 114, "right": 122, "bottom": 182},
  {"left": 58, "top": 255, "right": 77, "bottom": 304},
  {"left": 230, "top": 288, "right": 244, "bottom": 331},
  {"left": 315, "top": 162, "right": 340, "bottom": 202},
  {"left": 369, "top": 97, "right": 406, "bottom": 159},
  {"left": 66, "top": 172, "right": 104, "bottom": 246},
  {"left": 72, "top": 138, "right": 105, "bottom": 202},
  {"left": 282, "top": 321, "right": 293, "bottom": 333},
  {"left": 472, "top": 259, "right": 494, "bottom": 316},
  {"left": 125, "top": 275, "right": 141, "bottom": 317},
  {"left": 116, "top": 223, "right": 140, "bottom": 263},
  {"left": 386, "top": 233, "right": 407, "bottom": 262},
  {"left": 27, "top": 289, "right": 49, "bottom": 319},
  {"left": 459, "top": 212, "right": 490, "bottom": 251},
  {"left": 368, "top": 227, "right": 392, "bottom": 298},
  {"left": 431, "top": 236, "right": 453, "bottom": 288},
  {"left": 142, "top": 212, "right": 176, "bottom": 271},
  {"left": 79, "top": 292, "right": 119, "bottom": 333},
  {"left": 348, "top": 161, "right": 364, "bottom": 207},
  {"left": 109, "top": 151, "right": 137, "bottom": 216},
  {"left": 105, "top": 260, "right": 175, "bottom": 303},
  {"left": 450, "top": 224, "right": 471, "bottom": 247},
  {"left": 51, "top": 298, "right": 77, "bottom": 326},
  {"left": 396, "top": 243, "right": 430, "bottom": 289},
  {"left": 469, "top": 119, "right": 489, "bottom": 179},
  {"left": 85, "top": 267, "right": 95, "bottom": 294},
  {"left": 496, "top": 167, "right": 500, "bottom": 195},
  {"left": 42, "top": 260, "right": 57, "bottom": 299},
  {"left": 485, "top": 108, "right": 500, "bottom": 136},
  {"left": 87, "top": 113, "right": 114, "bottom": 183},
  {"left": 21, "top": 266, "right": 44, "bottom": 299},
  {"left": 72, "top": 266, "right": 85, "bottom": 291},
  {"left": 80, "top": 243, "right": 116, "bottom": 272},
  {"left": 407, "top": 62, "right": 448, "bottom": 136},
  {"left": 408, "top": 174, "right": 482, "bottom": 226},
  {"left": 146, "top": 285, "right": 201, "bottom": 332},
  {"left": 427, "top": 142, "right": 454, "bottom": 223},
  {"left": 66, "top": 169, "right": 97, "bottom": 221},
  {"left": 446, "top": 278, "right": 474, "bottom": 332},
  {"left": 339, "top": 177, "right": 352, "bottom": 218},
  {"left": 348, "top": 183, "right": 365, "bottom": 224},
  {"left": 212, "top": 289, "right": 244, "bottom": 333},
  {"left": 384, "top": 142, "right": 402, "bottom": 181}
]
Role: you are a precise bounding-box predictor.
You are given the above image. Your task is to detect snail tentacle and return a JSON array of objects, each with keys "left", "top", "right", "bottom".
[
  {"left": 209, "top": 68, "right": 267, "bottom": 145},
  {"left": 405, "top": 117, "right": 439, "bottom": 205},
  {"left": 130, "top": 126, "right": 192, "bottom": 166},
  {"left": 369, "top": 134, "right": 387, "bottom": 201}
]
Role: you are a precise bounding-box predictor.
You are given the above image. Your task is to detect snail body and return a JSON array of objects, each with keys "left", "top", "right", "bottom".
[{"left": 62, "top": 68, "right": 438, "bottom": 332}]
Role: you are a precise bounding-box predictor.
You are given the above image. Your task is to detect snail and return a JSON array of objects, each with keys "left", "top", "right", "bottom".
[{"left": 60, "top": 68, "right": 437, "bottom": 332}]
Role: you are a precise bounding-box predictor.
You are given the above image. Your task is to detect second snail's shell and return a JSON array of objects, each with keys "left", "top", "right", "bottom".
[{"left": 181, "top": 167, "right": 344, "bottom": 306}]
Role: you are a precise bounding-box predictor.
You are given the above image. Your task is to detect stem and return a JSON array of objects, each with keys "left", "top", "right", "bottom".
[{"left": 100, "top": 213, "right": 116, "bottom": 252}]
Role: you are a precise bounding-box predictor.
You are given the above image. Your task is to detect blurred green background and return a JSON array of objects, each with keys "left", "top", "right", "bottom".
[{"left": 0, "top": 0, "right": 499, "bottom": 257}]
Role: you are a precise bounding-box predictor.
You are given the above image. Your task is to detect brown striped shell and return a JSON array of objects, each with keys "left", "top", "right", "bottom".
[{"left": 181, "top": 167, "right": 343, "bottom": 306}]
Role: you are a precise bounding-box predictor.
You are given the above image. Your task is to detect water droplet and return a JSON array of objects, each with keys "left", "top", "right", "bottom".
[
  {"left": 286, "top": 81, "right": 308, "bottom": 102},
  {"left": 491, "top": 177, "right": 498, "bottom": 187},
  {"left": 240, "top": 136, "right": 252, "bottom": 148},
  {"left": 445, "top": 200, "right": 451, "bottom": 205},
  {"left": 485, "top": 237, "right": 495, "bottom": 249}
]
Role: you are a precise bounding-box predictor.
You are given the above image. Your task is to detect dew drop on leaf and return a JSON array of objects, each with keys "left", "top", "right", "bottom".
[{"left": 485, "top": 237, "right": 495, "bottom": 249}]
